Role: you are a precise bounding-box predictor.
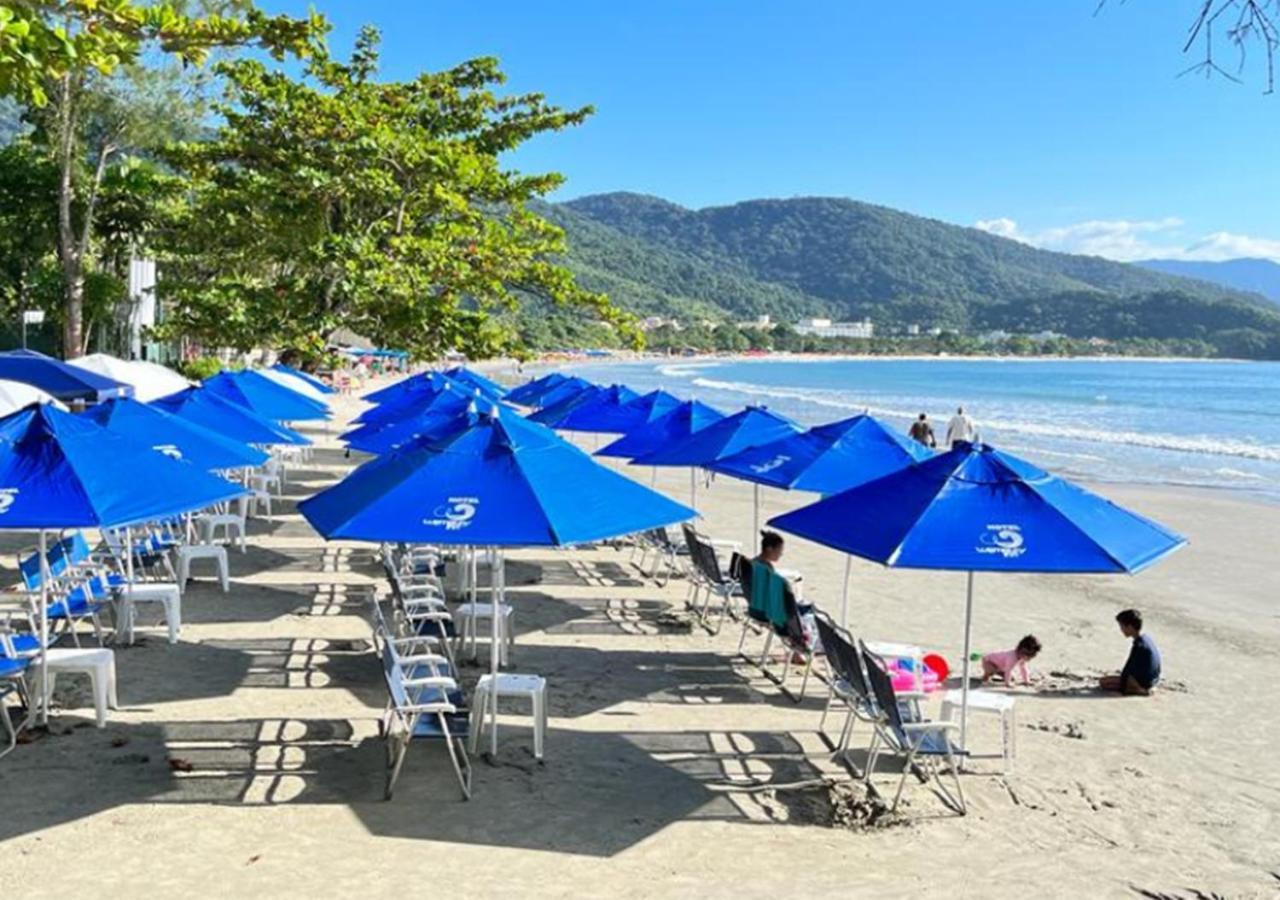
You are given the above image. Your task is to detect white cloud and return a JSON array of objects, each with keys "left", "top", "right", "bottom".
[{"left": 973, "top": 217, "right": 1280, "bottom": 262}]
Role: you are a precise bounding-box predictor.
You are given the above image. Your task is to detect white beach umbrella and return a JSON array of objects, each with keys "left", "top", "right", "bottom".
[
  {"left": 67, "top": 354, "right": 192, "bottom": 402},
  {"left": 257, "top": 367, "right": 330, "bottom": 405},
  {"left": 0, "top": 379, "right": 66, "bottom": 417}
]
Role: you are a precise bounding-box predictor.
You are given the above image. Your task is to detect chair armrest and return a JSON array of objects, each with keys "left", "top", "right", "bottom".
[
  {"left": 398, "top": 701, "right": 459, "bottom": 715},
  {"left": 400, "top": 675, "right": 457, "bottom": 690}
]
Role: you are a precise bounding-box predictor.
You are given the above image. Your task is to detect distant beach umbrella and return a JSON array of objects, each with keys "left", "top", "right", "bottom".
[
  {"left": 527, "top": 384, "right": 640, "bottom": 432},
  {"left": 708, "top": 413, "right": 933, "bottom": 546},
  {"left": 154, "top": 387, "right": 311, "bottom": 447},
  {"left": 203, "top": 370, "right": 329, "bottom": 422},
  {"left": 356, "top": 373, "right": 480, "bottom": 424},
  {"left": 0, "top": 349, "right": 132, "bottom": 403},
  {"left": 633, "top": 406, "right": 801, "bottom": 508},
  {"left": 443, "top": 366, "right": 507, "bottom": 398},
  {"left": 528, "top": 376, "right": 595, "bottom": 411},
  {"left": 258, "top": 367, "right": 330, "bottom": 405},
  {"left": 596, "top": 399, "right": 725, "bottom": 460},
  {"left": 769, "top": 440, "right": 1187, "bottom": 750},
  {"left": 271, "top": 363, "right": 335, "bottom": 395},
  {"left": 506, "top": 372, "right": 569, "bottom": 406},
  {"left": 0, "top": 379, "right": 64, "bottom": 416},
  {"left": 342, "top": 391, "right": 492, "bottom": 454},
  {"left": 67, "top": 354, "right": 191, "bottom": 403}
]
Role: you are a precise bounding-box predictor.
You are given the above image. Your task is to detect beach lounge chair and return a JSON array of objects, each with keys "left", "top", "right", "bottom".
[
  {"left": 687, "top": 533, "right": 741, "bottom": 633},
  {"left": 71, "top": 531, "right": 182, "bottom": 644},
  {"left": 18, "top": 548, "right": 106, "bottom": 646},
  {"left": 0, "top": 598, "right": 37, "bottom": 756},
  {"left": 861, "top": 645, "right": 967, "bottom": 815},
  {"left": 372, "top": 616, "right": 472, "bottom": 800},
  {"left": 813, "top": 613, "right": 881, "bottom": 772}
]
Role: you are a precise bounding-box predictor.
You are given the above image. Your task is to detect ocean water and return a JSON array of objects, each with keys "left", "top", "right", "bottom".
[{"left": 564, "top": 357, "right": 1280, "bottom": 498}]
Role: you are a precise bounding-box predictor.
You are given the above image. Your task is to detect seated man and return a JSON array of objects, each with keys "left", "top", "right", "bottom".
[{"left": 1100, "top": 608, "right": 1161, "bottom": 696}]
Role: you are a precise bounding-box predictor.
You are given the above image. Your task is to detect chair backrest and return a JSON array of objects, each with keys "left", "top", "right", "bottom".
[
  {"left": 680, "top": 523, "right": 699, "bottom": 557},
  {"left": 17, "top": 549, "right": 43, "bottom": 591},
  {"left": 815, "top": 613, "right": 869, "bottom": 700},
  {"left": 697, "top": 538, "right": 726, "bottom": 585},
  {"left": 861, "top": 646, "right": 907, "bottom": 742}
]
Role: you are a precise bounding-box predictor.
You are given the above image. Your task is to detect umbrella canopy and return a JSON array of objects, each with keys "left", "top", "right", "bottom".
[
  {"left": 0, "top": 403, "right": 247, "bottom": 529},
  {"left": 527, "top": 384, "right": 640, "bottom": 431},
  {"left": 709, "top": 414, "right": 933, "bottom": 495},
  {"left": 66, "top": 354, "right": 190, "bottom": 403},
  {"left": 203, "top": 370, "right": 329, "bottom": 422},
  {"left": 363, "top": 370, "right": 503, "bottom": 407},
  {"left": 596, "top": 399, "right": 725, "bottom": 459},
  {"left": 342, "top": 390, "right": 488, "bottom": 454},
  {"left": 632, "top": 406, "right": 801, "bottom": 468},
  {"left": 769, "top": 441, "right": 1186, "bottom": 574},
  {"left": 355, "top": 372, "right": 475, "bottom": 422},
  {"left": 444, "top": 366, "right": 507, "bottom": 398},
  {"left": 153, "top": 387, "right": 311, "bottom": 446},
  {"left": 505, "top": 372, "right": 569, "bottom": 406},
  {"left": 300, "top": 407, "right": 694, "bottom": 546},
  {"left": 0, "top": 379, "right": 65, "bottom": 417},
  {"left": 529, "top": 375, "right": 595, "bottom": 411},
  {"left": 0, "top": 349, "right": 132, "bottom": 403},
  {"left": 354, "top": 374, "right": 476, "bottom": 427},
  {"left": 769, "top": 440, "right": 1187, "bottom": 751},
  {"left": 271, "top": 363, "right": 334, "bottom": 394},
  {"left": 83, "top": 397, "right": 269, "bottom": 471},
  {"left": 258, "top": 367, "right": 330, "bottom": 405}
]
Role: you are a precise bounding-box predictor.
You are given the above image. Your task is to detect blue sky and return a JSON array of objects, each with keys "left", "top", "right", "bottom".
[{"left": 265, "top": 1, "right": 1280, "bottom": 261}]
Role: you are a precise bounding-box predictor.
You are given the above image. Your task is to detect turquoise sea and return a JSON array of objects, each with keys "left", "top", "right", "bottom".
[{"left": 564, "top": 357, "right": 1280, "bottom": 499}]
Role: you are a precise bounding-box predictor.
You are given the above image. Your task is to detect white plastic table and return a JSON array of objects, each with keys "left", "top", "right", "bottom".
[
  {"left": 941, "top": 688, "right": 1017, "bottom": 769},
  {"left": 45, "top": 648, "right": 118, "bottom": 728},
  {"left": 470, "top": 672, "right": 547, "bottom": 759},
  {"left": 775, "top": 567, "right": 805, "bottom": 602}
]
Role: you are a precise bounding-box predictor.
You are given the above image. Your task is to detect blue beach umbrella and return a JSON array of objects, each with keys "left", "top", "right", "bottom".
[
  {"left": 0, "top": 349, "right": 132, "bottom": 403},
  {"left": 0, "top": 403, "right": 248, "bottom": 721},
  {"left": 633, "top": 406, "right": 801, "bottom": 508},
  {"left": 83, "top": 397, "right": 269, "bottom": 471},
  {"left": 527, "top": 384, "right": 640, "bottom": 431},
  {"left": 606, "top": 389, "right": 682, "bottom": 433},
  {"left": 596, "top": 399, "right": 725, "bottom": 460},
  {"left": 271, "top": 363, "right": 334, "bottom": 395},
  {"left": 506, "top": 372, "right": 569, "bottom": 407},
  {"left": 343, "top": 393, "right": 496, "bottom": 455},
  {"left": 203, "top": 370, "right": 329, "bottom": 422},
  {"left": 300, "top": 407, "right": 694, "bottom": 755},
  {"left": 444, "top": 366, "right": 507, "bottom": 398},
  {"left": 355, "top": 373, "right": 473, "bottom": 425},
  {"left": 153, "top": 387, "right": 311, "bottom": 447},
  {"left": 769, "top": 441, "right": 1187, "bottom": 748},
  {"left": 529, "top": 375, "right": 595, "bottom": 411},
  {"left": 708, "top": 413, "right": 934, "bottom": 544}
]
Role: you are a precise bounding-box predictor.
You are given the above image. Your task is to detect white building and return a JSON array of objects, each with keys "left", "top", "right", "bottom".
[{"left": 794, "top": 317, "right": 875, "bottom": 339}]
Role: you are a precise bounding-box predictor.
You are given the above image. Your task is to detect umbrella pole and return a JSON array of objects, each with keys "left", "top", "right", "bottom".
[
  {"left": 840, "top": 555, "right": 852, "bottom": 629},
  {"left": 650, "top": 466, "right": 657, "bottom": 488},
  {"left": 752, "top": 483, "right": 760, "bottom": 550},
  {"left": 125, "top": 526, "right": 135, "bottom": 646},
  {"left": 690, "top": 468, "right": 698, "bottom": 510},
  {"left": 37, "top": 530, "right": 49, "bottom": 726},
  {"left": 489, "top": 546, "right": 503, "bottom": 757},
  {"left": 960, "top": 570, "right": 975, "bottom": 754}
]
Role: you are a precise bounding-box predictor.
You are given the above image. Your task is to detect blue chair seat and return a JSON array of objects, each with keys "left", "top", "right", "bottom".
[
  {"left": 411, "top": 711, "right": 471, "bottom": 739},
  {"left": 0, "top": 657, "right": 30, "bottom": 678}
]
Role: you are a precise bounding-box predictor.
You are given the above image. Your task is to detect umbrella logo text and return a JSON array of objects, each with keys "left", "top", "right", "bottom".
[
  {"left": 153, "top": 444, "right": 183, "bottom": 460},
  {"left": 0, "top": 488, "right": 16, "bottom": 514},
  {"left": 977, "top": 524, "right": 1025, "bottom": 558},
  {"left": 750, "top": 454, "right": 791, "bottom": 474},
  {"left": 424, "top": 498, "right": 478, "bottom": 531}
]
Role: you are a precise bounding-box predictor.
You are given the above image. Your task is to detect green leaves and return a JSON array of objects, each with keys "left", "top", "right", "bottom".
[{"left": 159, "top": 32, "right": 630, "bottom": 360}]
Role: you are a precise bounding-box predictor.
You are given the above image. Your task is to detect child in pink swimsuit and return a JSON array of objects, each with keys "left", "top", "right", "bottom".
[{"left": 982, "top": 635, "right": 1042, "bottom": 686}]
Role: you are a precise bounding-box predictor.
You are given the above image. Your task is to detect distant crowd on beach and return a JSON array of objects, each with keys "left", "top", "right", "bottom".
[{"left": 908, "top": 406, "right": 978, "bottom": 450}]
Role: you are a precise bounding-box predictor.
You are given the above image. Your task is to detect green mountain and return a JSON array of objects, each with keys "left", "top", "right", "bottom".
[{"left": 545, "top": 192, "right": 1280, "bottom": 358}]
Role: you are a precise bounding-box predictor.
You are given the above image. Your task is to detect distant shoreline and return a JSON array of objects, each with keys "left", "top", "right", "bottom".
[{"left": 514, "top": 350, "right": 1269, "bottom": 367}]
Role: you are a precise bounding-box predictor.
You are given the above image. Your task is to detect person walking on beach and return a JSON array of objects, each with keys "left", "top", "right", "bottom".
[
  {"left": 945, "top": 406, "right": 977, "bottom": 448},
  {"left": 908, "top": 413, "right": 936, "bottom": 448},
  {"left": 1100, "top": 609, "right": 1161, "bottom": 696}
]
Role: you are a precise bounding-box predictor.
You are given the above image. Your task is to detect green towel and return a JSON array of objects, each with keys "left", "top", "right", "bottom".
[{"left": 750, "top": 561, "right": 789, "bottom": 630}]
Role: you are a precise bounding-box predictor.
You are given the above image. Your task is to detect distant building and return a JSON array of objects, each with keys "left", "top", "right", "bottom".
[
  {"left": 980, "top": 330, "right": 1011, "bottom": 344},
  {"left": 1030, "top": 330, "right": 1063, "bottom": 342},
  {"left": 639, "top": 316, "right": 678, "bottom": 331},
  {"left": 794, "top": 317, "right": 875, "bottom": 339},
  {"left": 737, "top": 314, "right": 774, "bottom": 330}
]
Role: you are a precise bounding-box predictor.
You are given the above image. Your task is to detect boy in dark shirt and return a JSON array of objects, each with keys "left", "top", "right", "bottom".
[{"left": 1100, "top": 609, "right": 1161, "bottom": 695}]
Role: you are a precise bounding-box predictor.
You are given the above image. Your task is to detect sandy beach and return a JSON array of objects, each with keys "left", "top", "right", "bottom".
[{"left": 3, "top": 383, "right": 1278, "bottom": 898}]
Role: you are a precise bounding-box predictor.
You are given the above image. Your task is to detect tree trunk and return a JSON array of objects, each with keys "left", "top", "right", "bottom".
[{"left": 54, "top": 73, "right": 83, "bottom": 359}]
